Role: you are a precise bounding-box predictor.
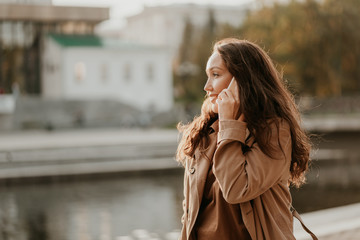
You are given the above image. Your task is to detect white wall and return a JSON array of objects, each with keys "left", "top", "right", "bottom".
[
  {"left": 42, "top": 37, "right": 64, "bottom": 99},
  {"left": 60, "top": 46, "right": 173, "bottom": 112},
  {"left": 122, "top": 4, "right": 250, "bottom": 50}
]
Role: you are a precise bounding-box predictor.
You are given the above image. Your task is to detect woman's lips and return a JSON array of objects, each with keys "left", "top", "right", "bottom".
[{"left": 209, "top": 94, "right": 218, "bottom": 103}]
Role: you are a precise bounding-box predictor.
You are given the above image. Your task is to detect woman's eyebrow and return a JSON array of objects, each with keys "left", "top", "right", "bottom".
[
  {"left": 209, "top": 66, "right": 223, "bottom": 71},
  {"left": 206, "top": 66, "right": 223, "bottom": 73}
]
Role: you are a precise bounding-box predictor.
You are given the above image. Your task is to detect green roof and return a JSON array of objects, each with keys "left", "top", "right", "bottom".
[
  {"left": 48, "top": 33, "right": 170, "bottom": 51},
  {"left": 49, "top": 34, "right": 103, "bottom": 47}
]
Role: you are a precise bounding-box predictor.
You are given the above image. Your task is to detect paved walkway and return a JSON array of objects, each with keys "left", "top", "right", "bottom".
[
  {"left": 1, "top": 128, "right": 179, "bottom": 151},
  {"left": 0, "top": 128, "right": 180, "bottom": 178},
  {"left": 294, "top": 202, "right": 360, "bottom": 240},
  {"left": 322, "top": 228, "right": 360, "bottom": 240}
]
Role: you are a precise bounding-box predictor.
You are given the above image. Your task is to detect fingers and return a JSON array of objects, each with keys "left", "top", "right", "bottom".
[
  {"left": 218, "top": 89, "right": 239, "bottom": 105},
  {"left": 217, "top": 88, "right": 241, "bottom": 121},
  {"left": 217, "top": 90, "right": 237, "bottom": 108},
  {"left": 218, "top": 89, "right": 233, "bottom": 100}
]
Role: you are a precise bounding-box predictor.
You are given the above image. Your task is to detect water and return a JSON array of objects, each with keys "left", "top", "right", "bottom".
[
  {"left": 0, "top": 171, "right": 184, "bottom": 240},
  {"left": 1, "top": 169, "right": 360, "bottom": 240}
]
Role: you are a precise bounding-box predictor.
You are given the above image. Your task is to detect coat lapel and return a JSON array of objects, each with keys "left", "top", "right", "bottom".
[
  {"left": 197, "top": 132, "right": 218, "bottom": 205},
  {"left": 187, "top": 132, "right": 217, "bottom": 235}
]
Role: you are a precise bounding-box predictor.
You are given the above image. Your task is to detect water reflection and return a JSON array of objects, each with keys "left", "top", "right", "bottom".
[
  {"left": 0, "top": 193, "right": 26, "bottom": 240},
  {"left": 1, "top": 168, "right": 360, "bottom": 240},
  {"left": 0, "top": 171, "right": 184, "bottom": 240},
  {"left": 27, "top": 211, "right": 48, "bottom": 240}
]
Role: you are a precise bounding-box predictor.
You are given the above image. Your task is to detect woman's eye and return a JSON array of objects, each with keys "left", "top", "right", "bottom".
[{"left": 212, "top": 73, "right": 219, "bottom": 77}]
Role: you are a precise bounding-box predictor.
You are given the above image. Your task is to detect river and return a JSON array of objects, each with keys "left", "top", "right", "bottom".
[{"left": 1, "top": 168, "right": 360, "bottom": 240}]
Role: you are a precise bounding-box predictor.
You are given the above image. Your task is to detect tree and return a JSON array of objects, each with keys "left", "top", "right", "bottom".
[
  {"left": 218, "top": 0, "right": 360, "bottom": 97},
  {"left": 191, "top": 8, "right": 217, "bottom": 101},
  {"left": 174, "top": 8, "right": 218, "bottom": 112}
]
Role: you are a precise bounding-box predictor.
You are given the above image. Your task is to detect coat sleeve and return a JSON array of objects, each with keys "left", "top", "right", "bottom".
[{"left": 212, "top": 119, "right": 291, "bottom": 204}]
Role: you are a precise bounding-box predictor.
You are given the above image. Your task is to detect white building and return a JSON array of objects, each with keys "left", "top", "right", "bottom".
[
  {"left": 0, "top": 1, "right": 109, "bottom": 94},
  {"left": 42, "top": 34, "right": 174, "bottom": 112},
  {"left": 121, "top": 3, "right": 252, "bottom": 50},
  {"left": 0, "top": 0, "right": 51, "bottom": 4}
]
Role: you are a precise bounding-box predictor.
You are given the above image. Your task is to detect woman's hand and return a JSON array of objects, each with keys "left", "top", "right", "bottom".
[{"left": 216, "top": 85, "right": 245, "bottom": 121}]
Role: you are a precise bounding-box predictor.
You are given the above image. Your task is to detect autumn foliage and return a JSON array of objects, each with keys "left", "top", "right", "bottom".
[{"left": 174, "top": 0, "right": 360, "bottom": 105}]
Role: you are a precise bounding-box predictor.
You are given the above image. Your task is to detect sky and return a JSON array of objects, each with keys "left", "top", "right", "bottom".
[{"left": 52, "top": 0, "right": 255, "bottom": 32}]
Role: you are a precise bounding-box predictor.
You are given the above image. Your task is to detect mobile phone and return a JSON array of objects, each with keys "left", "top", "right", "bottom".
[
  {"left": 228, "top": 77, "right": 241, "bottom": 119},
  {"left": 227, "top": 77, "right": 237, "bottom": 95}
]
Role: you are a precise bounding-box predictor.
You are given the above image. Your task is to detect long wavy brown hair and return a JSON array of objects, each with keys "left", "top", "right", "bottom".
[{"left": 176, "top": 38, "right": 311, "bottom": 188}]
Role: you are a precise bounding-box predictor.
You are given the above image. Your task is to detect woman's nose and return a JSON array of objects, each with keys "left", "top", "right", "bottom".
[{"left": 204, "top": 79, "right": 213, "bottom": 92}]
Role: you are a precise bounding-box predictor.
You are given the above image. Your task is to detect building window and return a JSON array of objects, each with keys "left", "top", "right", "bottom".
[
  {"left": 147, "top": 63, "right": 154, "bottom": 82},
  {"left": 74, "top": 62, "right": 86, "bottom": 82},
  {"left": 100, "top": 63, "right": 108, "bottom": 83},
  {"left": 123, "top": 63, "right": 132, "bottom": 81}
]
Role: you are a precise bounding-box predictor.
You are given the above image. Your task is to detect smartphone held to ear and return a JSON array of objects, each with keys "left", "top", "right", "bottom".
[
  {"left": 227, "top": 77, "right": 242, "bottom": 120},
  {"left": 227, "top": 77, "right": 237, "bottom": 95}
]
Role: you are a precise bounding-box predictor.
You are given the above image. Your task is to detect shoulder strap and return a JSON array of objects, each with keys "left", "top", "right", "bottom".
[{"left": 291, "top": 206, "right": 318, "bottom": 240}]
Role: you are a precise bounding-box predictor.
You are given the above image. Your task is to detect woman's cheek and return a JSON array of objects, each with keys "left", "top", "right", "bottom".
[
  {"left": 214, "top": 77, "right": 230, "bottom": 93},
  {"left": 213, "top": 80, "right": 223, "bottom": 93}
]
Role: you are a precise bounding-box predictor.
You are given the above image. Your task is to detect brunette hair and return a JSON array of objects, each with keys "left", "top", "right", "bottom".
[{"left": 177, "top": 38, "right": 311, "bottom": 187}]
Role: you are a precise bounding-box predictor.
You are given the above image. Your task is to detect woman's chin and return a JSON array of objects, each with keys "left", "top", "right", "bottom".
[{"left": 211, "top": 104, "right": 218, "bottom": 114}]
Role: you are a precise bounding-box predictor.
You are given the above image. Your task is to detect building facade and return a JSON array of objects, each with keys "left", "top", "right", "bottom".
[
  {"left": 0, "top": 2, "right": 109, "bottom": 94},
  {"left": 42, "top": 34, "right": 174, "bottom": 112},
  {"left": 121, "top": 3, "right": 252, "bottom": 50}
]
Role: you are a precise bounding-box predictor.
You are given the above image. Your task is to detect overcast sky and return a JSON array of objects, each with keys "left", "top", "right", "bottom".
[{"left": 52, "top": 0, "right": 255, "bottom": 31}]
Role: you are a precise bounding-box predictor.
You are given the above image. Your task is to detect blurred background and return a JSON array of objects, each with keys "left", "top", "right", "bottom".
[{"left": 0, "top": 0, "right": 360, "bottom": 239}]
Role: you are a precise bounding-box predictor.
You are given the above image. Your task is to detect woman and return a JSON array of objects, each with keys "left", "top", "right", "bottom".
[{"left": 177, "top": 38, "right": 315, "bottom": 240}]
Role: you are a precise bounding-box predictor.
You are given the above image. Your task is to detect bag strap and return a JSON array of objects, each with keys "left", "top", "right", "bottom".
[{"left": 291, "top": 206, "right": 318, "bottom": 240}]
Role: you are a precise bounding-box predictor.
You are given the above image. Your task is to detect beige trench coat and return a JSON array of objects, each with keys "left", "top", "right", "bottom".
[{"left": 180, "top": 119, "right": 296, "bottom": 240}]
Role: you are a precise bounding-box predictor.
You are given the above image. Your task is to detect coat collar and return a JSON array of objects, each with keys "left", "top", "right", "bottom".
[{"left": 209, "top": 119, "right": 219, "bottom": 133}]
